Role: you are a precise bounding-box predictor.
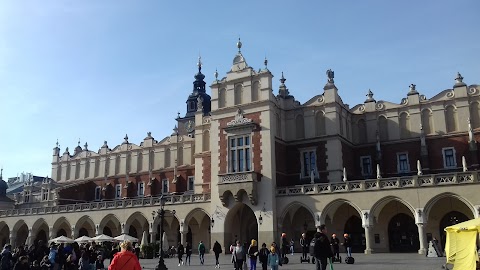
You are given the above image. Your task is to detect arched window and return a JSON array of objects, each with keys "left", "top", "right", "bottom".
[
  {"left": 94, "top": 158, "right": 100, "bottom": 177},
  {"left": 164, "top": 148, "right": 171, "bottom": 168},
  {"left": 202, "top": 130, "right": 210, "bottom": 151},
  {"left": 252, "top": 81, "right": 260, "bottom": 102},
  {"left": 295, "top": 114, "right": 305, "bottom": 139},
  {"left": 399, "top": 112, "right": 410, "bottom": 139},
  {"left": 218, "top": 88, "right": 226, "bottom": 108},
  {"left": 357, "top": 119, "right": 367, "bottom": 143},
  {"left": 445, "top": 106, "right": 457, "bottom": 133},
  {"left": 234, "top": 84, "right": 243, "bottom": 105},
  {"left": 469, "top": 102, "right": 480, "bottom": 129},
  {"left": 315, "top": 111, "right": 326, "bottom": 136},
  {"left": 75, "top": 161, "right": 81, "bottom": 179},
  {"left": 276, "top": 113, "right": 281, "bottom": 138},
  {"left": 421, "top": 109, "right": 433, "bottom": 135},
  {"left": 378, "top": 116, "right": 389, "bottom": 141},
  {"left": 57, "top": 164, "right": 62, "bottom": 181},
  {"left": 177, "top": 147, "right": 184, "bottom": 166}
]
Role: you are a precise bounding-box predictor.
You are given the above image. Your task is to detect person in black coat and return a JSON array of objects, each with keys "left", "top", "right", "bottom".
[
  {"left": 212, "top": 241, "right": 222, "bottom": 268},
  {"left": 258, "top": 243, "right": 269, "bottom": 270},
  {"left": 185, "top": 242, "right": 192, "bottom": 266},
  {"left": 313, "top": 225, "right": 333, "bottom": 270},
  {"left": 177, "top": 242, "right": 185, "bottom": 266},
  {"left": 330, "top": 234, "right": 340, "bottom": 261}
]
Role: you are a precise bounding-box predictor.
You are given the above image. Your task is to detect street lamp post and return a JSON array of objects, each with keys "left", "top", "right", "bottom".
[{"left": 152, "top": 196, "right": 168, "bottom": 270}]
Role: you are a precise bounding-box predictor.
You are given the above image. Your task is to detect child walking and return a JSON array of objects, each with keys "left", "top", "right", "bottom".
[{"left": 267, "top": 246, "right": 279, "bottom": 270}]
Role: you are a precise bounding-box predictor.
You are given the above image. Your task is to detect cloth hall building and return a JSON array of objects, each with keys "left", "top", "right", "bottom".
[{"left": 1, "top": 41, "right": 480, "bottom": 255}]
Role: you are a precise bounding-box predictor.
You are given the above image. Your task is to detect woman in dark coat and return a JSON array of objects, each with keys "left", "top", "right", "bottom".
[
  {"left": 213, "top": 241, "right": 222, "bottom": 268},
  {"left": 177, "top": 242, "right": 185, "bottom": 266}
]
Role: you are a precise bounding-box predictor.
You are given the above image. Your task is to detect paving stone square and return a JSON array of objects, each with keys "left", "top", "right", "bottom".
[{"left": 118, "top": 253, "right": 448, "bottom": 270}]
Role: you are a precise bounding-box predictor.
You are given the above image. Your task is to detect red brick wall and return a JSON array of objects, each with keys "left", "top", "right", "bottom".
[
  {"left": 218, "top": 112, "right": 262, "bottom": 175},
  {"left": 202, "top": 154, "right": 211, "bottom": 193},
  {"left": 427, "top": 135, "right": 470, "bottom": 172},
  {"left": 276, "top": 141, "right": 327, "bottom": 186}
]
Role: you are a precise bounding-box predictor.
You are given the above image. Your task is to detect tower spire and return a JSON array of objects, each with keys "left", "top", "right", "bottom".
[{"left": 237, "top": 37, "right": 242, "bottom": 53}]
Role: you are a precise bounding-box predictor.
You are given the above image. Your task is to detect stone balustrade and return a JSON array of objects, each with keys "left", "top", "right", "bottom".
[
  {"left": 276, "top": 171, "right": 479, "bottom": 196},
  {"left": 0, "top": 193, "right": 211, "bottom": 217}
]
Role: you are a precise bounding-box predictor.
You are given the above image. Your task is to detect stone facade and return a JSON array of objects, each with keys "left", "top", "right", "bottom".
[{"left": 1, "top": 42, "right": 480, "bottom": 255}]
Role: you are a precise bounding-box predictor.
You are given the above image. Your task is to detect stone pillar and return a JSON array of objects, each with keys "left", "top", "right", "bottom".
[
  {"left": 363, "top": 225, "right": 373, "bottom": 254},
  {"left": 26, "top": 229, "right": 33, "bottom": 247},
  {"left": 95, "top": 224, "right": 100, "bottom": 236},
  {"left": 180, "top": 219, "right": 187, "bottom": 245},
  {"left": 49, "top": 227, "right": 55, "bottom": 240},
  {"left": 9, "top": 232, "right": 16, "bottom": 249},
  {"left": 150, "top": 232, "right": 156, "bottom": 244},
  {"left": 121, "top": 223, "right": 128, "bottom": 234},
  {"left": 417, "top": 223, "right": 427, "bottom": 255},
  {"left": 71, "top": 227, "right": 76, "bottom": 239}
]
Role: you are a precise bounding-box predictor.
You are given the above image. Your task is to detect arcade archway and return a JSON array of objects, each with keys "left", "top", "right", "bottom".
[
  {"left": 224, "top": 203, "right": 258, "bottom": 248},
  {"left": 13, "top": 221, "right": 28, "bottom": 247},
  {"left": 0, "top": 222, "right": 9, "bottom": 247},
  {"left": 53, "top": 217, "right": 72, "bottom": 238},
  {"left": 184, "top": 208, "right": 211, "bottom": 252},
  {"left": 99, "top": 214, "right": 121, "bottom": 237},
  {"left": 125, "top": 212, "right": 149, "bottom": 240},
  {"left": 280, "top": 203, "right": 315, "bottom": 251},
  {"left": 75, "top": 216, "right": 95, "bottom": 237},
  {"left": 388, "top": 213, "right": 418, "bottom": 252},
  {"left": 32, "top": 219, "right": 49, "bottom": 244}
]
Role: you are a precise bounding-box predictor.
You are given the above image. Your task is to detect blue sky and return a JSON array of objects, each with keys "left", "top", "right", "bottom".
[{"left": 0, "top": 0, "right": 479, "bottom": 178}]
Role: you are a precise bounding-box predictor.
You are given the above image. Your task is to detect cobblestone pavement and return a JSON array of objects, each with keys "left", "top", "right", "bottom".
[{"left": 107, "top": 253, "right": 448, "bottom": 270}]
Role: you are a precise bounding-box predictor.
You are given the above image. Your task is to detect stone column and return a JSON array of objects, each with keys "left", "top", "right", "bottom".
[
  {"left": 49, "top": 227, "right": 55, "bottom": 240},
  {"left": 121, "top": 223, "right": 128, "bottom": 234},
  {"left": 71, "top": 227, "right": 76, "bottom": 239},
  {"left": 363, "top": 225, "right": 373, "bottom": 254},
  {"left": 26, "top": 229, "right": 33, "bottom": 247},
  {"left": 95, "top": 224, "right": 100, "bottom": 236},
  {"left": 9, "top": 232, "right": 16, "bottom": 249},
  {"left": 150, "top": 232, "right": 156, "bottom": 244},
  {"left": 417, "top": 223, "right": 427, "bottom": 255},
  {"left": 180, "top": 220, "right": 187, "bottom": 245}
]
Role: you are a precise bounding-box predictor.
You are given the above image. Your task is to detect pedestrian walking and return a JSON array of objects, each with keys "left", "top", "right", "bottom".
[
  {"left": 107, "top": 241, "right": 141, "bottom": 270},
  {"left": 185, "top": 242, "right": 192, "bottom": 266},
  {"left": 233, "top": 241, "right": 245, "bottom": 270},
  {"left": 0, "top": 244, "right": 13, "bottom": 270},
  {"left": 258, "top": 243, "right": 268, "bottom": 270},
  {"left": 198, "top": 241, "right": 206, "bottom": 265},
  {"left": 177, "top": 242, "right": 185, "bottom": 266},
  {"left": 289, "top": 239, "right": 294, "bottom": 255},
  {"left": 330, "top": 234, "right": 340, "bottom": 262},
  {"left": 313, "top": 225, "right": 333, "bottom": 270},
  {"left": 213, "top": 241, "right": 222, "bottom": 268},
  {"left": 300, "top": 233, "right": 308, "bottom": 261},
  {"left": 266, "top": 246, "right": 279, "bottom": 270},
  {"left": 247, "top": 239, "right": 258, "bottom": 270}
]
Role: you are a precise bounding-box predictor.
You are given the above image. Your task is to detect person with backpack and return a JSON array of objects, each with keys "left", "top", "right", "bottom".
[
  {"left": 0, "top": 244, "right": 12, "bottom": 270},
  {"left": 212, "top": 241, "right": 222, "bottom": 268},
  {"left": 198, "top": 240, "right": 206, "bottom": 265},
  {"left": 48, "top": 243, "right": 58, "bottom": 269},
  {"left": 313, "top": 225, "right": 333, "bottom": 270},
  {"left": 266, "top": 246, "right": 279, "bottom": 270}
]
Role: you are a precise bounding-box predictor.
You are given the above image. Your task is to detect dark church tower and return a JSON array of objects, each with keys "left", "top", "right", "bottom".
[{"left": 185, "top": 56, "right": 211, "bottom": 118}]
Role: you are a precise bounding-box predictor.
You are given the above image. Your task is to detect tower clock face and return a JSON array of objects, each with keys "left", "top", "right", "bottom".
[{"left": 185, "top": 120, "right": 195, "bottom": 133}]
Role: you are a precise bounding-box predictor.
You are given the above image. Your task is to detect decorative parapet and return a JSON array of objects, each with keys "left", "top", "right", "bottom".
[
  {"left": 0, "top": 193, "right": 210, "bottom": 218},
  {"left": 276, "top": 171, "right": 478, "bottom": 196}
]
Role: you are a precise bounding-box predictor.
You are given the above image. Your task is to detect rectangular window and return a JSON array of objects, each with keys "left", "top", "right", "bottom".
[
  {"left": 360, "top": 156, "right": 372, "bottom": 176},
  {"left": 115, "top": 184, "right": 122, "bottom": 199},
  {"left": 162, "top": 179, "right": 169, "bottom": 194},
  {"left": 442, "top": 147, "right": 457, "bottom": 168},
  {"left": 228, "top": 135, "right": 252, "bottom": 173},
  {"left": 95, "top": 186, "right": 101, "bottom": 201},
  {"left": 42, "top": 190, "right": 48, "bottom": 201},
  {"left": 24, "top": 192, "right": 30, "bottom": 203},
  {"left": 397, "top": 152, "right": 410, "bottom": 173},
  {"left": 187, "top": 176, "right": 194, "bottom": 192},
  {"left": 301, "top": 149, "right": 317, "bottom": 178},
  {"left": 137, "top": 182, "right": 145, "bottom": 197}
]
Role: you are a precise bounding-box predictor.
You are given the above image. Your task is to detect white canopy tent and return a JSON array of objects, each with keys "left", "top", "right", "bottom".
[
  {"left": 74, "top": 236, "right": 92, "bottom": 243},
  {"left": 49, "top": 236, "right": 75, "bottom": 244},
  {"left": 114, "top": 234, "right": 139, "bottom": 243},
  {"left": 91, "top": 234, "right": 114, "bottom": 242}
]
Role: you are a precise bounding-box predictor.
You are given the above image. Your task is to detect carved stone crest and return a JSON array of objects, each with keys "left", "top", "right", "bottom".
[{"left": 226, "top": 108, "right": 253, "bottom": 127}]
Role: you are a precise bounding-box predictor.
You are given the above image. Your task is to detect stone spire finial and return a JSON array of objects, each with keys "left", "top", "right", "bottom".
[
  {"left": 365, "top": 89, "right": 375, "bottom": 102},
  {"left": 278, "top": 72, "right": 290, "bottom": 98},
  {"left": 197, "top": 55, "right": 202, "bottom": 72},
  {"left": 123, "top": 134, "right": 129, "bottom": 144},
  {"left": 454, "top": 72, "right": 467, "bottom": 87},
  {"left": 64, "top": 147, "right": 70, "bottom": 155},
  {"left": 84, "top": 142, "right": 88, "bottom": 151},
  {"left": 102, "top": 141, "right": 108, "bottom": 148},
  {"left": 214, "top": 69, "right": 218, "bottom": 81},
  {"left": 56, "top": 139, "right": 59, "bottom": 148},
  {"left": 408, "top": 83, "right": 418, "bottom": 96},
  {"left": 264, "top": 56, "right": 268, "bottom": 70},
  {"left": 147, "top": 132, "right": 152, "bottom": 138},
  {"left": 172, "top": 125, "right": 179, "bottom": 136},
  {"left": 236, "top": 37, "right": 242, "bottom": 53},
  {"left": 326, "top": 69, "right": 334, "bottom": 83},
  {"left": 0, "top": 167, "right": 3, "bottom": 181}
]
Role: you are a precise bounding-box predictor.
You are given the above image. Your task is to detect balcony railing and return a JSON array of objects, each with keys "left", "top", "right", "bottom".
[
  {"left": 276, "top": 171, "right": 479, "bottom": 196},
  {"left": 0, "top": 193, "right": 211, "bottom": 217}
]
